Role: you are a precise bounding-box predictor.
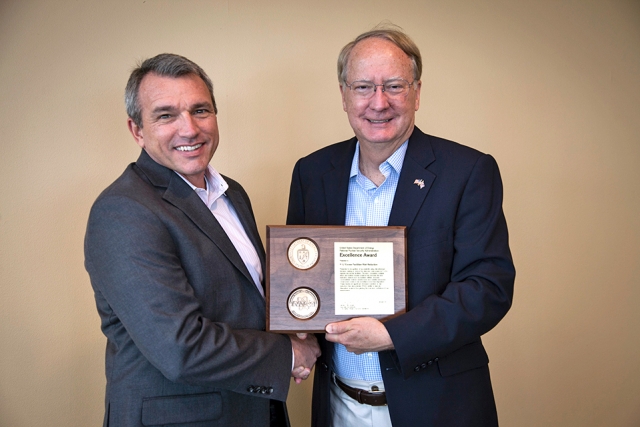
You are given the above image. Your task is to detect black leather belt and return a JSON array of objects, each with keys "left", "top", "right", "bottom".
[{"left": 333, "top": 375, "right": 387, "bottom": 406}]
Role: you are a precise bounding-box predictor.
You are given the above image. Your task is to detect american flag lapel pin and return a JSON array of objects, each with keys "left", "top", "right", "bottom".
[{"left": 413, "top": 179, "right": 425, "bottom": 189}]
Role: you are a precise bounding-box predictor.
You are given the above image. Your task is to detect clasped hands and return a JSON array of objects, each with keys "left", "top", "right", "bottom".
[
  {"left": 290, "top": 317, "right": 393, "bottom": 384},
  {"left": 290, "top": 333, "right": 320, "bottom": 384}
]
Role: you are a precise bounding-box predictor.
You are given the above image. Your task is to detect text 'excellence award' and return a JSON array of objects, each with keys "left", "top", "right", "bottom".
[{"left": 266, "top": 225, "right": 407, "bottom": 332}]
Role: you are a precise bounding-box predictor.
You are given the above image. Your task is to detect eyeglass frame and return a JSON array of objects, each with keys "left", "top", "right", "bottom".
[{"left": 343, "top": 78, "right": 418, "bottom": 98}]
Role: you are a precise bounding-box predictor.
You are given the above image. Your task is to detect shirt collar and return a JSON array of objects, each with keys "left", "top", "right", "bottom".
[
  {"left": 176, "top": 165, "right": 229, "bottom": 206},
  {"left": 349, "top": 139, "right": 409, "bottom": 179}
]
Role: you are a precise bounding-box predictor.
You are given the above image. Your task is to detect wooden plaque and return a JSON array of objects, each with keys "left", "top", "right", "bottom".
[{"left": 266, "top": 225, "right": 407, "bottom": 332}]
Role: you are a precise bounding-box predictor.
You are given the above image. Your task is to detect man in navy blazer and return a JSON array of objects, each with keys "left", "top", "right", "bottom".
[
  {"left": 287, "top": 27, "right": 515, "bottom": 426},
  {"left": 85, "top": 54, "right": 319, "bottom": 427}
]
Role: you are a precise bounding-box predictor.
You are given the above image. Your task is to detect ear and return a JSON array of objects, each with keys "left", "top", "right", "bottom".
[
  {"left": 414, "top": 80, "right": 422, "bottom": 111},
  {"left": 339, "top": 84, "right": 348, "bottom": 112},
  {"left": 127, "top": 118, "right": 145, "bottom": 149}
]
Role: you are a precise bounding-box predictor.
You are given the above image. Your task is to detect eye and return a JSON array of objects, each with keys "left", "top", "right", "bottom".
[
  {"left": 385, "top": 81, "right": 407, "bottom": 93},
  {"left": 193, "top": 109, "right": 211, "bottom": 116},
  {"left": 350, "top": 81, "right": 373, "bottom": 93}
]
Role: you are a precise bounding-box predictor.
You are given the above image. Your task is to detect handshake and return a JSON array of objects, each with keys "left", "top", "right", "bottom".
[
  {"left": 289, "top": 332, "right": 320, "bottom": 384},
  {"left": 287, "top": 317, "right": 394, "bottom": 384}
]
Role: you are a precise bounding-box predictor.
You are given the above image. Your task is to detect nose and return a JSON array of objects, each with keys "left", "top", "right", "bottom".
[
  {"left": 369, "top": 86, "right": 390, "bottom": 110},
  {"left": 178, "top": 113, "right": 199, "bottom": 138}
]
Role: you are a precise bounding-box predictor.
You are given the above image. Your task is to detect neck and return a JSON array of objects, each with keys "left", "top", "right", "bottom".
[
  {"left": 358, "top": 145, "right": 398, "bottom": 187},
  {"left": 358, "top": 125, "right": 413, "bottom": 166}
]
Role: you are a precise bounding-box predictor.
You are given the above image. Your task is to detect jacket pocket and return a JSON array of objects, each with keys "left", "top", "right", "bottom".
[
  {"left": 141, "top": 392, "right": 222, "bottom": 426},
  {"left": 437, "top": 340, "right": 489, "bottom": 377}
]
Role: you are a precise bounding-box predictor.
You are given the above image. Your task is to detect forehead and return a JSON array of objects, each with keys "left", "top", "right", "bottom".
[
  {"left": 346, "top": 38, "right": 413, "bottom": 80},
  {"left": 138, "top": 73, "right": 211, "bottom": 109}
]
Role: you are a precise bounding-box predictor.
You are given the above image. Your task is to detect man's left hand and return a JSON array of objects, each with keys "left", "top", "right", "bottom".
[{"left": 325, "top": 317, "right": 394, "bottom": 354}]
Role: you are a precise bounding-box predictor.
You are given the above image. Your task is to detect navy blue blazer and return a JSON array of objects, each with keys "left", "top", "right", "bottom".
[{"left": 287, "top": 127, "right": 515, "bottom": 427}]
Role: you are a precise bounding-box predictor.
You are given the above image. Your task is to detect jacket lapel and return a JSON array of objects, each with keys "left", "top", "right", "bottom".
[
  {"left": 224, "top": 184, "right": 267, "bottom": 279},
  {"left": 135, "top": 150, "right": 258, "bottom": 289},
  {"left": 323, "top": 139, "right": 357, "bottom": 225},
  {"left": 388, "top": 128, "right": 436, "bottom": 227}
]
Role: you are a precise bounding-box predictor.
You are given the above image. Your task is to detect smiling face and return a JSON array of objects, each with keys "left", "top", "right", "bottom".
[
  {"left": 127, "top": 73, "right": 219, "bottom": 188},
  {"left": 340, "top": 37, "right": 421, "bottom": 155}
]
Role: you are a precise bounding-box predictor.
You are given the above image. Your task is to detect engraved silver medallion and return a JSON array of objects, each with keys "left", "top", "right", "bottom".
[{"left": 287, "top": 287, "right": 320, "bottom": 320}]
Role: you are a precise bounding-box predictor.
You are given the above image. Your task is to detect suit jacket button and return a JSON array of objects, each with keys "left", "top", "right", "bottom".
[
  {"left": 247, "top": 386, "right": 255, "bottom": 393},
  {"left": 427, "top": 360, "right": 433, "bottom": 366},
  {"left": 267, "top": 387, "right": 274, "bottom": 394},
  {"left": 434, "top": 357, "right": 439, "bottom": 362},
  {"left": 414, "top": 366, "right": 420, "bottom": 372},
  {"left": 421, "top": 363, "right": 427, "bottom": 368}
]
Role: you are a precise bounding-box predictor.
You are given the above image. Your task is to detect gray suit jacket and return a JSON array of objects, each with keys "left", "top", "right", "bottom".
[{"left": 85, "top": 150, "right": 292, "bottom": 427}]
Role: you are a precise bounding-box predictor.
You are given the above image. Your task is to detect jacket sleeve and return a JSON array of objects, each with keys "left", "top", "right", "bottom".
[
  {"left": 84, "top": 191, "right": 293, "bottom": 400},
  {"left": 384, "top": 154, "right": 515, "bottom": 378}
]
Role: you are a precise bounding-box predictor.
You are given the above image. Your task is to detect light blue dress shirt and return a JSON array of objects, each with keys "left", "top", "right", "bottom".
[{"left": 333, "top": 140, "right": 408, "bottom": 381}]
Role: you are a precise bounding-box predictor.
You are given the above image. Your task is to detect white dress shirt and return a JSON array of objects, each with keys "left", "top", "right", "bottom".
[{"left": 176, "top": 165, "right": 264, "bottom": 298}]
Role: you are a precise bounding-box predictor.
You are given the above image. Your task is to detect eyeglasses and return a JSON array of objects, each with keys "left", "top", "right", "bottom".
[{"left": 344, "top": 78, "right": 416, "bottom": 98}]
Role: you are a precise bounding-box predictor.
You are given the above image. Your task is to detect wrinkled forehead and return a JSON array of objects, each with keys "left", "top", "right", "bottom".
[
  {"left": 138, "top": 73, "right": 213, "bottom": 114},
  {"left": 346, "top": 38, "right": 414, "bottom": 81}
]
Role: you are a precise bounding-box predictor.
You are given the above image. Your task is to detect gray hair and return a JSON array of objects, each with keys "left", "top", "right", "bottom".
[
  {"left": 125, "top": 53, "right": 217, "bottom": 128},
  {"left": 337, "top": 24, "right": 422, "bottom": 86}
]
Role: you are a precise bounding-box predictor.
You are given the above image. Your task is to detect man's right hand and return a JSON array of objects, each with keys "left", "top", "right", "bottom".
[{"left": 289, "top": 333, "right": 321, "bottom": 384}]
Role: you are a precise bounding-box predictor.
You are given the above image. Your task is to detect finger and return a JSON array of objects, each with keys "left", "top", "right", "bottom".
[
  {"left": 326, "top": 320, "right": 353, "bottom": 334},
  {"left": 325, "top": 332, "right": 339, "bottom": 344},
  {"left": 301, "top": 367, "right": 311, "bottom": 378},
  {"left": 292, "top": 367, "right": 311, "bottom": 382},
  {"left": 296, "top": 332, "right": 308, "bottom": 339},
  {"left": 325, "top": 322, "right": 339, "bottom": 334}
]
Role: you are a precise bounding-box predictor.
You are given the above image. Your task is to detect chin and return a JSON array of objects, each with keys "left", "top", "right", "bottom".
[{"left": 365, "top": 133, "right": 398, "bottom": 144}]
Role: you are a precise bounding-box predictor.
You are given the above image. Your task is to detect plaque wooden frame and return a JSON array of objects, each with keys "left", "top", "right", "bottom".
[{"left": 266, "top": 225, "right": 407, "bottom": 332}]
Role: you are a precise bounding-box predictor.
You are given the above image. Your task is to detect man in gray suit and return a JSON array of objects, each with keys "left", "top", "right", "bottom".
[{"left": 85, "top": 53, "right": 320, "bottom": 427}]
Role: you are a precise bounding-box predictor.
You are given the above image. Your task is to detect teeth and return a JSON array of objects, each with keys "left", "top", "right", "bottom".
[
  {"left": 176, "top": 143, "right": 203, "bottom": 152},
  {"left": 369, "top": 119, "right": 391, "bottom": 123}
]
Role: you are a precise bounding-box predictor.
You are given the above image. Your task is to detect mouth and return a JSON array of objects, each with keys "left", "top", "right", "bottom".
[
  {"left": 367, "top": 119, "right": 392, "bottom": 124},
  {"left": 175, "top": 143, "right": 204, "bottom": 152}
]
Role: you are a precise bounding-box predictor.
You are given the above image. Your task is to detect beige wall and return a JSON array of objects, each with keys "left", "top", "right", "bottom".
[{"left": 1, "top": 0, "right": 639, "bottom": 426}]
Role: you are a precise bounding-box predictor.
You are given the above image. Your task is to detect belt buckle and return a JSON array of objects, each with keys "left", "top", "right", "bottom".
[{"left": 333, "top": 373, "right": 387, "bottom": 406}]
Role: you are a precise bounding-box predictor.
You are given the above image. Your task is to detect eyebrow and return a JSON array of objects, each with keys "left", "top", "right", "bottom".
[
  {"left": 190, "top": 102, "right": 214, "bottom": 110},
  {"left": 150, "top": 101, "right": 214, "bottom": 115},
  {"left": 352, "top": 76, "right": 407, "bottom": 82},
  {"left": 151, "top": 105, "right": 176, "bottom": 115}
]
